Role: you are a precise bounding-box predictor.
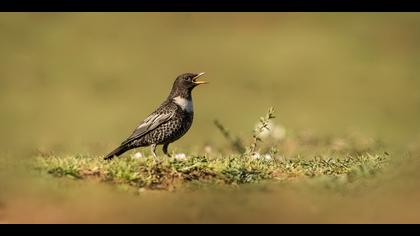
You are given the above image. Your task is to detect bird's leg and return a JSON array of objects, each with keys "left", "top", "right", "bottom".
[
  {"left": 151, "top": 144, "right": 158, "bottom": 159},
  {"left": 163, "top": 143, "right": 171, "bottom": 157}
]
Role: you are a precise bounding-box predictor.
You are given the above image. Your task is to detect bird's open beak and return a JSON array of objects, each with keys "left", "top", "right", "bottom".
[{"left": 192, "top": 72, "right": 208, "bottom": 85}]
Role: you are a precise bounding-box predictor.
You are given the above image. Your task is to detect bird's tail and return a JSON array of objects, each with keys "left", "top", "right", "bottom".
[{"left": 104, "top": 145, "right": 129, "bottom": 160}]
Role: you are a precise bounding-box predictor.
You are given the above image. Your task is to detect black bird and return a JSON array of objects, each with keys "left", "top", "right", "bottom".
[{"left": 104, "top": 72, "right": 207, "bottom": 160}]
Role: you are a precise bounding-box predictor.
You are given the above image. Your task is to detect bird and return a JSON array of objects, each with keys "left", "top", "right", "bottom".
[{"left": 104, "top": 72, "right": 207, "bottom": 160}]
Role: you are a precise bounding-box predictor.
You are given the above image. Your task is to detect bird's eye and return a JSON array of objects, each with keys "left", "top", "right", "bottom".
[{"left": 184, "top": 77, "right": 191, "bottom": 81}]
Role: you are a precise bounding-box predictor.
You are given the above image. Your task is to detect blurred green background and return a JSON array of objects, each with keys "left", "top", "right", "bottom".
[
  {"left": 1, "top": 13, "right": 420, "bottom": 155},
  {"left": 1, "top": 13, "right": 420, "bottom": 223}
]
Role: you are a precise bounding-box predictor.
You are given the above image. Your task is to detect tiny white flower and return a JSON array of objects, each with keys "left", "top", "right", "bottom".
[
  {"left": 264, "top": 154, "right": 272, "bottom": 160},
  {"left": 204, "top": 145, "right": 213, "bottom": 154},
  {"left": 174, "top": 153, "right": 187, "bottom": 160},
  {"left": 132, "top": 152, "right": 143, "bottom": 159}
]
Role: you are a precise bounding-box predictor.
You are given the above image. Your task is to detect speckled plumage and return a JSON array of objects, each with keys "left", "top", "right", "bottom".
[
  {"left": 104, "top": 72, "right": 206, "bottom": 160},
  {"left": 126, "top": 101, "right": 193, "bottom": 148}
]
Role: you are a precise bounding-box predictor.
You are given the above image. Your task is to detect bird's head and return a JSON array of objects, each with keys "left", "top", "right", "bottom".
[
  {"left": 175, "top": 72, "right": 207, "bottom": 89},
  {"left": 169, "top": 72, "right": 207, "bottom": 98}
]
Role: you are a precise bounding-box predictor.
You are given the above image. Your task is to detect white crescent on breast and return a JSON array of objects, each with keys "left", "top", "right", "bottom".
[{"left": 173, "top": 96, "right": 193, "bottom": 113}]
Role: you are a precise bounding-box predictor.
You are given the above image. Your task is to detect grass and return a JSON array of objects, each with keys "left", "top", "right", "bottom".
[
  {"left": 35, "top": 153, "right": 388, "bottom": 191},
  {"left": 34, "top": 108, "right": 389, "bottom": 192}
]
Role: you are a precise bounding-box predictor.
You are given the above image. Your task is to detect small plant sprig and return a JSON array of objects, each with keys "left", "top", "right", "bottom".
[
  {"left": 247, "top": 107, "right": 276, "bottom": 155},
  {"left": 214, "top": 119, "right": 245, "bottom": 153},
  {"left": 214, "top": 107, "right": 276, "bottom": 156}
]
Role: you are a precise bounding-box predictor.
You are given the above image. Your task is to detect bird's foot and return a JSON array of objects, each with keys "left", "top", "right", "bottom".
[
  {"left": 162, "top": 143, "right": 171, "bottom": 157},
  {"left": 151, "top": 144, "right": 158, "bottom": 158}
]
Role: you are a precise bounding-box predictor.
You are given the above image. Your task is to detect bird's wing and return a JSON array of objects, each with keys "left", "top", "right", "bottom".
[{"left": 121, "top": 110, "right": 175, "bottom": 146}]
